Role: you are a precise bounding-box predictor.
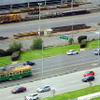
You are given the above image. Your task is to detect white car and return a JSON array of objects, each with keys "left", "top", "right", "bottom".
[
  {"left": 37, "top": 85, "right": 51, "bottom": 93},
  {"left": 66, "top": 50, "right": 79, "bottom": 55},
  {"left": 25, "top": 93, "right": 39, "bottom": 100}
]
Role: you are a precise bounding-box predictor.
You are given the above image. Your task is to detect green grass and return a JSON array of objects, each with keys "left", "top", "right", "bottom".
[
  {"left": 40, "top": 85, "right": 100, "bottom": 100},
  {"left": 0, "top": 56, "right": 12, "bottom": 66},
  {"left": 86, "top": 40, "right": 98, "bottom": 50},
  {"left": 18, "top": 44, "right": 80, "bottom": 63},
  {"left": 0, "top": 40, "right": 99, "bottom": 66}
]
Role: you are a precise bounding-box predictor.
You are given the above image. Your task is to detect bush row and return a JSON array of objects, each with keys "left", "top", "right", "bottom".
[
  {"left": 78, "top": 35, "right": 87, "bottom": 48},
  {"left": 11, "top": 51, "right": 20, "bottom": 61},
  {"left": 0, "top": 49, "right": 12, "bottom": 57}
]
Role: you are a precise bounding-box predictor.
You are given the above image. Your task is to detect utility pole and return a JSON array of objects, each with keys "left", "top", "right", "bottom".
[
  {"left": 41, "top": 42, "right": 44, "bottom": 79},
  {"left": 38, "top": 3, "right": 42, "bottom": 36}
]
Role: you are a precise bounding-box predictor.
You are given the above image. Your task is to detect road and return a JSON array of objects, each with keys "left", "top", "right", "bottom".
[
  {"left": 0, "top": 66, "right": 100, "bottom": 100},
  {"left": 0, "top": 49, "right": 99, "bottom": 88}
]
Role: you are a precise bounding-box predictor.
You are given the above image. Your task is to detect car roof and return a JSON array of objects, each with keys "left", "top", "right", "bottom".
[
  {"left": 40, "top": 85, "right": 50, "bottom": 88},
  {"left": 14, "top": 86, "right": 25, "bottom": 89},
  {"left": 28, "top": 93, "right": 38, "bottom": 97}
]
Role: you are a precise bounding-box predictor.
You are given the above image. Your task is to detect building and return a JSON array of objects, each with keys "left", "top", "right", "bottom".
[{"left": 0, "top": 0, "right": 77, "bottom": 10}]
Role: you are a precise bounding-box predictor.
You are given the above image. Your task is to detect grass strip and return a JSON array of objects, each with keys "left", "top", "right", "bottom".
[{"left": 40, "top": 84, "right": 100, "bottom": 100}]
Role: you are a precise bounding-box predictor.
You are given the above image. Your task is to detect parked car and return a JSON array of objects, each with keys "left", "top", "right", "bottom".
[
  {"left": 83, "top": 71, "right": 95, "bottom": 77},
  {"left": 82, "top": 75, "right": 95, "bottom": 82},
  {"left": 23, "top": 61, "right": 36, "bottom": 66},
  {"left": 94, "top": 48, "right": 100, "bottom": 55},
  {"left": 66, "top": 50, "right": 79, "bottom": 55},
  {"left": 25, "top": 93, "right": 39, "bottom": 100},
  {"left": 11, "top": 87, "right": 26, "bottom": 93},
  {"left": 37, "top": 85, "right": 51, "bottom": 93}
]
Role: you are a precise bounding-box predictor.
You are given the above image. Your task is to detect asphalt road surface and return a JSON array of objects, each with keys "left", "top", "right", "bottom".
[
  {"left": 0, "top": 66, "right": 100, "bottom": 100},
  {"left": 0, "top": 49, "right": 99, "bottom": 88}
]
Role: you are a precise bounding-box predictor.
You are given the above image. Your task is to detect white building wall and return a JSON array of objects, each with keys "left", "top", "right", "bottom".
[{"left": 0, "top": 0, "right": 45, "bottom": 6}]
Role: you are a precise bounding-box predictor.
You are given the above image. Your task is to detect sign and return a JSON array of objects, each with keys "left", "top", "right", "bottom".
[
  {"left": 44, "top": 29, "right": 52, "bottom": 37},
  {"left": 59, "top": 36, "right": 69, "bottom": 40}
]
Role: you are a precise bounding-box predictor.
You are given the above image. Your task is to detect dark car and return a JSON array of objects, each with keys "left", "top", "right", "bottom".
[
  {"left": 11, "top": 87, "right": 26, "bottom": 93},
  {"left": 23, "top": 61, "right": 36, "bottom": 66},
  {"left": 82, "top": 75, "right": 95, "bottom": 82},
  {"left": 83, "top": 71, "right": 95, "bottom": 77}
]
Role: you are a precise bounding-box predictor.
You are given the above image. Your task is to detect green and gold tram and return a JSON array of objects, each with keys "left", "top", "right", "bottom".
[{"left": 0, "top": 65, "right": 32, "bottom": 82}]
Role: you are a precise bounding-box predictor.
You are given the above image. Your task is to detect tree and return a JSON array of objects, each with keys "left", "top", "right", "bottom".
[
  {"left": 31, "top": 37, "right": 43, "bottom": 50},
  {"left": 8, "top": 40, "right": 22, "bottom": 53},
  {"left": 68, "top": 37, "right": 74, "bottom": 45},
  {"left": 78, "top": 35, "right": 87, "bottom": 43}
]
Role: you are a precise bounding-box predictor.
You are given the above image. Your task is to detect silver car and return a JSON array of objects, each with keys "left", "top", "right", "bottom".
[
  {"left": 66, "top": 50, "right": 79, "bottom": 55},
  {"left": 37, "top": 85, "right": 51, "bottom": 93}
]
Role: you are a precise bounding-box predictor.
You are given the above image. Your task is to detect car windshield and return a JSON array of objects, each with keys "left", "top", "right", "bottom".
[
  {"left": 68, "top": 50, "right": 74, "bottom": 52},
  {"left": 28, "top": 94, "right": 37, "bottom": 97},
  {"left": 14, "top": 87, "right": 19, "bottom": 90},
  {"left": 40, "top": 86, "right": 45, "bottom": 89},
  {"left": 86, "top": 71, "right": 89, "bottom": 73}
]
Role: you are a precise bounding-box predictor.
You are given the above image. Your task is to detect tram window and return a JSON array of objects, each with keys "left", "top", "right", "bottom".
[
  {"left": 9, "top": 73, "right": 13, "bottom": 76},
  {"left": 25, "top": 70, "right": 27, "bottom": 72},
  {"left": 19, "top": 71, "right": 23, "bottom": 74},
  {"left": 1, "top": 74, "right": 4, "bottom": 77},
  {"left": 20, "top": 71, "right": 21, "bottom": 74}
]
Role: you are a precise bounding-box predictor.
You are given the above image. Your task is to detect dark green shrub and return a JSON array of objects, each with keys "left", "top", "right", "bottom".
[
  {"left": 31, "top": 37, "right": 43, "bottom": 50},
  {"left": 68, "top": 38, "right": 74, "bottom": 45},
  {"left": 11, "top": 51, "right": 20, "bottom": 61},
  {"left": 80, "top": 39, "right": 87, "bottom": 48},
  {"left": 8, "top": 40, "right": 22, "bottom": 53},
  {"left": 78, "top": 35, "right": 87, "bottom": 43},
  {"left": 0, "top": 49, "right": 6, "bottom": 57},
  {"left": 6, "top": 49, "right": 13, "bottom": 56}
]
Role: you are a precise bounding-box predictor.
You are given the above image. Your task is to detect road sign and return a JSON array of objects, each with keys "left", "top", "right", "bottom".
[{"left": 59, "top": 36, "right": 69, "bottom": 40}]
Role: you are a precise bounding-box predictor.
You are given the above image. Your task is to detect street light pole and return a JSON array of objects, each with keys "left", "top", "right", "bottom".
[
  {"left": 42, "top": 42, "right": 44, "bottom": 79},
  {"left": 71, "top": 0, "right": 73, "bottom": 10},
  {"left": 71, "top": 0, "right": 74, "bottom": 45},
  {"left": 38, "top": 3, "right": 42, "bottom": 36},
  {"left": 98, "top": 33, "right": 100, "bottom": 64},
  {"left": 95, "top": 31, "right": 100, "bottom": 64}
]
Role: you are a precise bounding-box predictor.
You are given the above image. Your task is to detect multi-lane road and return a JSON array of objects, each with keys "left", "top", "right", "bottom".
[
  {"left": 0, "top": 65, "right": 100, "bottom": 100},
  {"left": 0, "top": 49, "right": 99, "bottom": 87}
]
